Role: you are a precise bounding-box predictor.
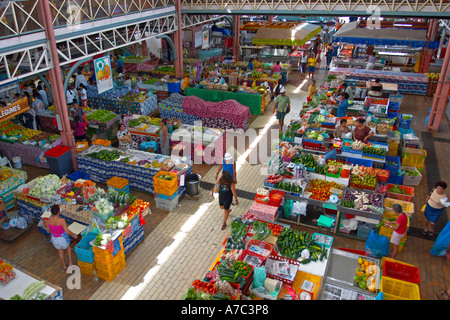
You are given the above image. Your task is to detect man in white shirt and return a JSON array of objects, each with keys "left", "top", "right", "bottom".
[
  {"left": 74, "top": 73, "right": 88, "bottom": 89},
  {"left": 37, "top": 85, "right": 48, "bottom": 107}
]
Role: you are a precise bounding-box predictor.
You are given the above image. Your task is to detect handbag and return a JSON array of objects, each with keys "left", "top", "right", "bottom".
[{"left": 213, "top": 183, "right": 220, "bottom": 193}]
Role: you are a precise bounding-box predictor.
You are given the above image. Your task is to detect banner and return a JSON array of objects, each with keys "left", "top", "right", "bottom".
[
  {"left": 94, "top": 55, "right": 113, "bottom": 94},
  {"left": 202, "top": 25, "right": 210, "bottom": 50},
  {"left": 0, "top": 98, "right": 29, "bottom": 122}
]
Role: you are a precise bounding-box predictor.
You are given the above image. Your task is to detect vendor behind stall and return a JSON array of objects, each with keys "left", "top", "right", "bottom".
[
  {"left": 368, "top": 78, "right": 383, "bottom": 97},
  {"left": 354, "top": 118, "right": 374, "bottom": 143},
  {"left": 117, "top": 122, "right": 138, "bottom": 150},
  {"left": 273, "top": 61, "right": 282, "bottom": 73},
  {"left": 323, "top": 141, "right": 337, "bottom": 161},
  {"left": 248, "top": 58, "right": 254, "bottom": 71},
  {"left": 341, "top": 83, "right": 353, "bottom": 100},
  {"left": 307, "top": 79, "right": 317, "bottom": 102},
  {"left": 333, "top": 118, "right": 352, "bottom": 139}
]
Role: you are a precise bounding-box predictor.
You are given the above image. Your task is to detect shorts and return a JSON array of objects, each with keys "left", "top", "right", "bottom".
[
  {"left": 390, "top": 230, "right": 404, "bottom": 246},
  {"left": 276, "top": 111, "right": 286, "bottom": 122},
  {"left": 219, "top": 197, "right": 232, "bottom": 210},
  {"left": 308, "top": 65, "right": 315, "bottom": 73},
  {"left": 51, "top": 233, "right": 71, "bottom": 250}
]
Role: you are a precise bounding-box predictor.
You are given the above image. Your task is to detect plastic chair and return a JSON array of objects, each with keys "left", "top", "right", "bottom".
[{"left": 0, "top": 156, "right": 12, "bottom": 168}]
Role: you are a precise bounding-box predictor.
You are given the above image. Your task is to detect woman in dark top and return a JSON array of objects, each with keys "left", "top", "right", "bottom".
[{"left": 213, "top": 171, "right": 238, "bottom": 230}]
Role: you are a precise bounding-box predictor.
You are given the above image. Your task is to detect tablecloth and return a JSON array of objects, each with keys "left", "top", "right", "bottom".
[
  {"left": 185, "top": 87, "right": 262, "bottom": 115},
  {"left": 248, "top": 201, "right": 279, "bottom": 222},
  {"left": 0, "top": 140, "right": 49, "bottom": 169},
  {"left": 329, "top": 67, "right": 429, "bottom": 95},
  {"left": 182, "top": 95, "right": 251, "bottom": 131}
]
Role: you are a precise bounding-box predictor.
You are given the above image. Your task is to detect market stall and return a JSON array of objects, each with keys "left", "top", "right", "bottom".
[
  {"left": 0, "top": 166, "right": 27, "bottom": 210},
  {"left": 0, "top": 259, "right": 63, "bottom": 300},
  {"left": 0, "top": 120, "right": 61, "bottom": 169},
  {"left": 75, "top": 144, "right": 193, "bottom": 196}
]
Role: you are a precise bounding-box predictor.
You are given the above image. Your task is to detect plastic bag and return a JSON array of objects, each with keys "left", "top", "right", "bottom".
[
  {"left": 431, "top": 222, "right": 450, "bottom": 256},
  {"left": 283, "top": 200, "right": 293, "bottom": 218},
  {"left": 365, "top": 230, "right": 390, "bottom": 258},
  {"left": 253, "top": 266, "right": 266, "bottom": 289},
  {"left": 291, "top": 201, "right": 307, "bottom": 216}
]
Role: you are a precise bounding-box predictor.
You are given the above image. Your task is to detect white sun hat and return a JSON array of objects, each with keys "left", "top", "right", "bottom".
[{"left": 224, "top": 153, "right": 233, "bottom": 161}]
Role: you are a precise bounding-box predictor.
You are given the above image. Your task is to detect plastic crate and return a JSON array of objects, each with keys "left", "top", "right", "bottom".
[
  {"left": 386, "top": 184, "right": 414, "bottom": 202},
  {"left": 380, "top": 276, "right": 420, "bottom": 300},
  {"left": 385, "top": 156, "right": 401, "bottom": 174},
  {"left": 346, "top": 157, "right": 373, "bottom": 167},
  {"left": 76, "top": 141, "right": 89, "bottom": 153},
  {"left": 246, "top": 239, "right": 275, "bottom": 257},
  {"left": 387, "top": 174, "right": 403, "bottom": 185},
  {"left": 357, "top": 221, "right": 376, "bottom": 239},
  {"left": 268, "top": 190, "right": 284, "bottom": 207},
  {"left": 77, "top": 260, "right": 96, "bottom": 276},
  {"left": 69, "top": 170, "right": 90, "bottom": 181},
  {"left": 238, "top": 249, "right": 266, "bottom": 268},
  {"left": 401, "top": 148, "right": 426, "bottom": 172},
  {"left": 92, "top": 139, "right": 111, "bottom": 147},
  {"left": 326, "top": 167, "right": 341, "bottom": 178},
  {"left": 400, "top": 166, "right": 422, "bottom": 186},
  {"left": 107, "top": 176, "right": 129, "bottom": 191},
  {"left": 382, "top": 260, "right": 420, "bottom": 285},
  {"left": 155, "top": 190, "right": 179, "bottom": 201},
  {"left": 398, "top": 114, "right": 412, "bottom": 129},
  {"left": 254, "top": 194, "right": 270, "bottom": 205},
  {"left": 153, "top": 171, "right": 178, "bottom": 188},
  {"left": 75, "top": 231, "right": 98, "bottom": 263},
  {"left": 384, "top": 198, "right": 415, "bottom": 217},
  {"left": 167, "top": 81, "right": 181, "bottom": 93},
  {"left": 108, "top": 185, "right": 130, "bottom": 194},
  {"left": 155, "top": 195, "right": 179, "bottom": 211}
]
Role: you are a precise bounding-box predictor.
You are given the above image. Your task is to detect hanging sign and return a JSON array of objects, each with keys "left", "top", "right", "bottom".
[
  {"left": 0, "top": 98, "right": 29, "bottom": 122},
  {"left": 94, "top": 55, "right": 113, "bottom": 94},
  {"left": 202, "top": 25, "right": 210, "bottom": 50}
]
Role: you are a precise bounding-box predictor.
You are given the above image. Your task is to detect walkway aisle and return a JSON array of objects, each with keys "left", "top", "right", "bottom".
[{"left": 89, "top": 84, "right": 309, "bottom": 300}]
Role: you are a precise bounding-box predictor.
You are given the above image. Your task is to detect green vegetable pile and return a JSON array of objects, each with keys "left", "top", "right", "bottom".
[
  {"left": 277, "top": 229, "right": 328, "bottom": 263},
  {"left": 86, "top": 110, "right": 117, "bottom": 123},
  {"left": 362, "top": 145, "right": 387, "bottom": 156},
  {"left": 181, "top": 287, "right": 209, "bottom": 300},
  {"left": 157, "top": 174, "right": 174, "bottom": 181},
  {"left": 389, "top": 184, "right": 412, "bottom": 195},
  {"left": 250, "top": 220, "right": 271, "bottom": 241},
  {"left": 291, "top": 153, "right": 317, "bottom": 169},
  {"left": 403, "top": 169, "right": 420, "bottom": 176},
  {"left": 86, "top": 149, "right": 122, "bottom": 161},
  {"left": 274, "top": 181, "right": 302, "bottom": 194}
]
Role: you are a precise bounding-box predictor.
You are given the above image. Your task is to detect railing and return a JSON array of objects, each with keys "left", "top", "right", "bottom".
[{"left": 0, "top": 0, "right": 175, "bottom": 39}]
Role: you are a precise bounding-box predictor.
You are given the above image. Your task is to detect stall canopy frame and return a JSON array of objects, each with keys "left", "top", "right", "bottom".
[{"left": 251, "top": 22, "right": 321, "bottom": 47}]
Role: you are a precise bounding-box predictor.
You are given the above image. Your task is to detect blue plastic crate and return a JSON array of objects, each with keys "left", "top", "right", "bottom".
[
  {"left": 69, "top": 170, "right": 90, "bottom": 181},
  {"left": 167, "top": 81, "right": 181, "bottom": 93},
  {"left": 346, "top": 157, "right": 373, "bottom": 167},
  {"left": 155, "top": 190, "right": 179, "bottom": 201},
  {"left": 385, "top": 156, "right": 401, "bottom": 174},
  {"left": 387, "top": 110, "right": 399, "bottom": 118},
  {"left": 75, "top": 231, "right": 98, "bottom": 263},
  {"left": 399, "top": 114, "right": 412, "bottom": 129},
  {"left": 108, "top": 185, "right": 130, "bottom": 194},
  {"left": 387, "top": 174, "right": 404, "bottom": 185}
]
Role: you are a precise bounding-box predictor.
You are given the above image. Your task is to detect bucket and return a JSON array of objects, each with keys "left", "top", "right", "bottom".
[
  {"left": 185, "top": 174, "right": 201, "bottom": 197},
  {"left": 12, "top": 156, "right": 22, "bottom": 169},
  {"left": 340, "top": 166, "right": 351, "bottom": 178}
]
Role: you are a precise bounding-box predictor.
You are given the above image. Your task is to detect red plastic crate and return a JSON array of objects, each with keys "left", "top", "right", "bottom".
[
  {"left": 268, "top": 190, "right": 284, "bottom": 207},
  {"left": 386, "top": 184, "right": 415, "bottom": 202},
  {"left": 383, "top": 261, "right": 420, "bottom": 285},
  {"left": 246, "top": 239, "right": 275, "bottom": 257},
  {"left": 349, "top": 181, "right": 376, "bottom": 191},
  {"left": 254, "top": 194, "right": 270, "bottom": 205},
  {"left": 239, "top": 249, "right": 266, "bottom": 268},
  {"left": 44, "top": 145, "right": 72, "bottom": 158}
]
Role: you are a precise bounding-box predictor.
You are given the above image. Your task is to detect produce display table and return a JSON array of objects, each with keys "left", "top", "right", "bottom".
[
  {"left": 0, "top": 167, "right": 27, "bottom": 210},
  {"left": 0, "top": 140, "right": 50, "bottom": 169},
  {"left": 76, "top": 145, "right": 192, "bottom": 194},
  {"left": 328, "top": 67, "right": 429, "bottom": 95},
  {"left": 182, "top": 95, "right": 251, "bottom": 131},
  {"left": 0, "top": 259, "right": 63, "bottom": 300},
  {"left": 185, "top": 87, "right": 264, "bottom": 116}
]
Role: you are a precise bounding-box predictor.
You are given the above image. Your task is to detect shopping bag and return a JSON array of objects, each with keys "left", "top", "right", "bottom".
[
  {"left": 431, "top": 222, "right": 450, "bottom": 257},
  {"left": 252, "top": 266, "right": 266, "bottom": 289},
  {"left": 365, "top": 230, "right": 390, "bottom": 258}
]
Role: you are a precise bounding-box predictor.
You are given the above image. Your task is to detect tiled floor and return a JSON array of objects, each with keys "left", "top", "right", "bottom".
[{"left": 0, "top": 56, "right": 449, "bottom": 300}]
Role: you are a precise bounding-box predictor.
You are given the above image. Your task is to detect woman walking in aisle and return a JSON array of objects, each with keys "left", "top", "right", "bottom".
[
  {"left": 46, "top": 204, "right": 78, "bottom": 270},
  {"left": 213, "top": 171, "right": 238, "bottom": 230},
  {"left": 423, "top": 181, "right": 449, "bottom": 237}
]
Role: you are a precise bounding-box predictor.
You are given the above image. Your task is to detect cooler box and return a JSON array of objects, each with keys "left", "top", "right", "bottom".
[{"left": 44, "top": 145, "right": 73, "bottom": 178}]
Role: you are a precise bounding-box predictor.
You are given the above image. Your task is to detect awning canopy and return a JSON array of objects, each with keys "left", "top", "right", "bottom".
[
  {"left": 331, "top": 21, "right": 439, "bottom": 49},
  {"left": 252, "top": 22, "right": 321, "bottom": 46}
]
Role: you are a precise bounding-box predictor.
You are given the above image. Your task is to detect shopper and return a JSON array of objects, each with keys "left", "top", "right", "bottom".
[
  {"left": 366, "top": 51, "right": 376, "bottom": 70},
  {"left": 159, "top": 118, "right": 170, "bottom": 156},
  {"left": 336, "top": 92, "right": 350, "bottom": 118},
  {"left": 74, "top": 72, "right": 88, "bottom": 89},
  {"left": 300, "top": 51, "right": 308, "bottom": 79},
  {"left": 46, "top": 204, "right": 77, "bottom": 270},
  {"left": 341, "top": 83, "right": 354, "bottom": 100},
  {"left": 247, "top": 58, "right": 254, "bottom": 71},
  {"left": 66, "top": 84, "right": 76, "bottom": 106},
  {"left": 73, "top": 115, "right": 87, "bottom": 142},
  {"left": 423, "top": 181, "right": 449, "bottom": 237},
  {"left": 325, "top": 44, "right": 334, "bottom": 69},
  {"left": 77, "top": 83, "right": 88, "bottom": 109},
  {"left": 274, "top": 87, "right": 291, "bottom": 135},
  {"left": 384, "top": 204, "right": 408, "bottom": 260},
  {"left": 117, "top": 122, "right": 138, "bottom": 150},
  {"left": 71, "top": 102, "right": 85, "bottom": 125},
  {"left": 215, "top": 152, "right": 237, "bottom": 184},
  {"left": 323, "top": 141, "right": 337, "bottom": 161},
  {"left": 273, "top": 61, "right": 282, "bottom": 73},
  {"left": 272, "top": 79, "right": 285, "bottom": 115},
  {"left": 21, "top": 83, "right": 33, "bottom": 96},
  {"left": 213, "top": 171, "right": 238, "bottom": 230},
  {"left": 353, "top": 118, "right": 374, "bottom": 143},
  {"left": 37, "top": 84, "right": 48, "bottom": 108},
  {"left": 333, "top": 118, "right": 352, "bottom": 139},
  {"left": 307, "top": 79, "right": 317, "bottom": 102},
  {"left": 307, "top": 54, "right": 317, "bottom": 79}
]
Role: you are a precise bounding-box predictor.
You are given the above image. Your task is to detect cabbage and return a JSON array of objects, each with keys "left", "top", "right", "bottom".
[
  {"left": 95, "top": 198, "right": 114, "bottom": 216},
  {"left": 28, "top": 174, "right": 61, "bottom": 198}
]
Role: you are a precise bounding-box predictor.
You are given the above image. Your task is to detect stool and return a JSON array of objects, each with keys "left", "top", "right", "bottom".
[{"left": 68, "top": 222, "right": 87, "bottom": 245}]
